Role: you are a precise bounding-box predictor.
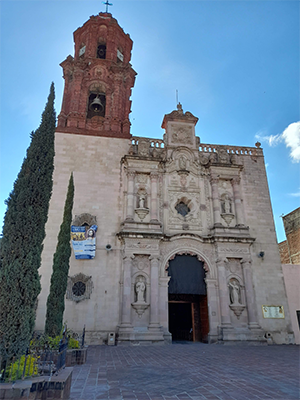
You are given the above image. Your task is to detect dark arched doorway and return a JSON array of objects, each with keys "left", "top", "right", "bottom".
[{"left": 168, "top": 254, "right": 209, "bottom": 342}]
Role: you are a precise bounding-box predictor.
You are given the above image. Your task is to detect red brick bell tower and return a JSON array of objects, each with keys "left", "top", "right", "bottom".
[{"left": 57, "top": 13, "right": 137, "bottom": 138}]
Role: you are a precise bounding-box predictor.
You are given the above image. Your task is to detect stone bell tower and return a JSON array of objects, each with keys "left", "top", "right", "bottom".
[{"left": 57, "top": 12, "right": 137, "bottom": 138}]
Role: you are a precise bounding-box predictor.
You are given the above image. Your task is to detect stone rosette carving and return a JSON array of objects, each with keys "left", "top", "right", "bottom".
[{"left": 66, "top": 273, "right": 93, "bottom": 303}]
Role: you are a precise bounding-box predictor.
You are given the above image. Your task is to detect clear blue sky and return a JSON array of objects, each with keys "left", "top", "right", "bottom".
[{"left": 0, "top": 0, "right": 299, "bottom": 243}]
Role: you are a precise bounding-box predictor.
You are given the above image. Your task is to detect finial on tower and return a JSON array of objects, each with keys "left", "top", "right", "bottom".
[
  {"left": 177, "top": 102, "right": 183, "bottom": 114},
  {"left": 103, "top": 1, "right": 113, "bottom": 13}
]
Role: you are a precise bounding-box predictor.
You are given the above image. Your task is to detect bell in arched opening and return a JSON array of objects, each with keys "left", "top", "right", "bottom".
[{"left": 87, "top": 92, "right": 106, "bottom": 118}]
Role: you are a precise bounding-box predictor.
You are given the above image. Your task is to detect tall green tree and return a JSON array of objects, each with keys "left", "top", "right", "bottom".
[
  {"left": 45, "top": 173, "right": 74, "bottom": 338},
  {"left": 0, "top": 83, "right": 56, "bottom": 357}
]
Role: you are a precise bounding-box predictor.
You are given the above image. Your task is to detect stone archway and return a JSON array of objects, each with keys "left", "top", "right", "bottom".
[{"left": 160, "top": 239, "right": 219, "bottom": 344}]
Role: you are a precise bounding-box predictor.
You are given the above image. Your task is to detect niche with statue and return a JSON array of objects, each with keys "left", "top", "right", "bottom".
[
  {"left": 135, "top": 189, "right": 149, "bottom": 221},
  {"left": 131, "top": 275, "right": 149, "bottom": 318},
  {"left": 220, "top": 193, "right": 235, "bottom": 226},
  {"left": 228, "top": 277, "right": 246, "bottom": 319}
]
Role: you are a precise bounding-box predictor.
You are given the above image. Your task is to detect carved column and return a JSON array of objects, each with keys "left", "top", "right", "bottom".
[
  {"left": 126, "top": 171, "right": 135, "bottom": 220},
  {"left": 120, "top": 256, "right": 133, "bottom": 327},
  {"left": 149, "top": 256, "right": 160, "bottom": 329},
  {"left": 210, "top": 176, "right": 221, "bottom": 226},
  {"left": 150, "top": 172, "right": 159, "bottom": 222},
  {"left": 232, "top": 177, "right": 245, "bottom": 226},
  {"left": 216, "top": 259, "right": 232, "bottom": 328},
  {"left": 241, "top": 259, "right": 260, "bottom": 329}
]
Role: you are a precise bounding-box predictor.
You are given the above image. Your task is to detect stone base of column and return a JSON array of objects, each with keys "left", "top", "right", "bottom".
[
  {"left": 248, "top": 322, "right": 261, "bottom": 330},
  {"left": 220, "top": 323, "right": 233, "bottom": 329},
  {"left": 148, "top": 322, "right": 161, "bottom": 331},
  {"left": 118, "top": 323, "right": 133, "bottom": 331}
]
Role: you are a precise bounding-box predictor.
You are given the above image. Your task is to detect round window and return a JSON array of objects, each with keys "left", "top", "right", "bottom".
[{"left": 72, "top": 281, "right": 86, "bottom": 297}]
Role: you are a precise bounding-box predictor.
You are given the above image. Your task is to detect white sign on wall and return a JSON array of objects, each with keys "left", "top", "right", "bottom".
[{"left": 262, "top": 305, "right": 285, "bottom": 319}]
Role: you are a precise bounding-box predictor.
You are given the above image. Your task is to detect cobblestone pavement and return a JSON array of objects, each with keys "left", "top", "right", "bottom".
[{"left": 70, "top": 343, "right": 299, "bottom": 400}]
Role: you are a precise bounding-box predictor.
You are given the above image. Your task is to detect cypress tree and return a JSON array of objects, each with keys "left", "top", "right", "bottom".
[
  {"left": 0, "top": 83, "right": 56, "bottom": 357},
  {"left": 45, "top": 173, "right": 74, "bottom": 338}
]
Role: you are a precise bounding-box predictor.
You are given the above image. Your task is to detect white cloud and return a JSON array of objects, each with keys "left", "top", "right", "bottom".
[
  {"left": 289, "top": 190, "right": 300, "bottom": 197},
  {"left": 282, "top": 122, "right": 300, "bottom": 162},
  {"left": 255, "top": 122, "right": 300, "bottom": 163}
]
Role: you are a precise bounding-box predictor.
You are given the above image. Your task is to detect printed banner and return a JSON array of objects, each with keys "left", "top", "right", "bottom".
[{"left": 71, "top": 224, "right": 97, "bottom": 259}]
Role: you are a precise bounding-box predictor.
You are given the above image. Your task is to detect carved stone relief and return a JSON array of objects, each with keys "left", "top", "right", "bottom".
[
  {"left": 132, "top": 255, "right": 150, "bottom": 273},
  {"left": 137, "top": 174, "right": 148, "bottom": 184},
  {"left": 138, "top": 140, "right": 150, "bottom": 157},
  {"left": 168, "top": 191, "right": 201, "bottom": 229},
  {"left": 171, "top": 125, "right": 193, "bottom": 145}
]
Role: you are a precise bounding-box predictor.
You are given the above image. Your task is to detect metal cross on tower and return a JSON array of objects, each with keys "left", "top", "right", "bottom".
[{"left": 103, "top": 1, "right": 113, "bottom": 13}]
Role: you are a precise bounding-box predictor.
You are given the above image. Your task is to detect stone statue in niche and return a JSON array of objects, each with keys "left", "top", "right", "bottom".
[
  {"left": 222, "top": 194, "right": 232, "bottom": 214},
  {"left": 135, "top": 276, "right": 146, "bottom": 303},
  {"left": 228, "top": 278, "right": 241, "bottom": 305},
  {"left": 179, "top": 156, "right": 187, "bottom": 170},
  {"left": 138, "top": 193, "right": 146, "bottom": 209},
  {"left": 135, "top": 190, "right": 149, "bottom": 221}
]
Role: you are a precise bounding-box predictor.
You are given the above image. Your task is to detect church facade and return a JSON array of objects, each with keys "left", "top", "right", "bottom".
[{"left": 35, "top": 12, "right": 294, "bottom": 345}]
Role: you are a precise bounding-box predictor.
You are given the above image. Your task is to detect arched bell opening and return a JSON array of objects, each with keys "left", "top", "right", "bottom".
[
  {"left": 97, "top": 44, "right": 106, "bottom": 59},
  {"left": 87, "top": 92, "right": 106, "bottom": 119},
  {"left": 167, "top": 254, "right": 209, "bottom": 343}
]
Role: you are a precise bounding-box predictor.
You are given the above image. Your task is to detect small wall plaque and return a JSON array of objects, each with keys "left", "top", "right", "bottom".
[{"left": 262, "top": 305, "right": 285, "bottom": 319}]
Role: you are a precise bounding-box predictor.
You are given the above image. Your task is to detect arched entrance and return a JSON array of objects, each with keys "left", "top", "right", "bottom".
[{"left": 167, "top": 254, "right": 209, "bottom": 342}]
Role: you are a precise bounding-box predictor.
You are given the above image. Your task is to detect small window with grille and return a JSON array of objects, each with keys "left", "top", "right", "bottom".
[{"left": 175, "top": 202, "right": 190, "bottom": 217}]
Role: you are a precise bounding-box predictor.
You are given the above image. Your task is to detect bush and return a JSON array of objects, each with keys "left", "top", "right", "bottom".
[
  {"left": 30, "top": 330, "right": 79, "bottom": 351},
  {"left": 4, "top": 354, "right": 38, "bottom": 382}
]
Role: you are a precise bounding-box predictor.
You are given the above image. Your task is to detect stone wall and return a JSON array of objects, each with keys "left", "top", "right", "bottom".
[
  {"left": 282, "top": 264, "right": 300, "bottom": 344},
  {"left": 35, "top": 132, "right": 130, "bottom": 333},
  {"left": 279, "top": 207, "right": 300, "bottom": 264}
]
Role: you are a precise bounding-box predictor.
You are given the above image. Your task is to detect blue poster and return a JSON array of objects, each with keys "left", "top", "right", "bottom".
[{"left": 71, "top": 225, "right": 97, "bottom": 259}]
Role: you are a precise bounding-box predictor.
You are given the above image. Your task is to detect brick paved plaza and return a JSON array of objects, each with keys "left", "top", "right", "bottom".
[{"left": 70, "top": 343, "right": 299, "bottom": 400}]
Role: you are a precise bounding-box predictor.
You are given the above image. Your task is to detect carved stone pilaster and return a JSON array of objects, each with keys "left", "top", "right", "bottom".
[
  {"left": 120, "top": 256, "right": 134, "bottom": 328},
  {"left": 126, "top": 171, "right": 136, "bottom": 221},
  {"left": 216, "top": 259, "right": 232, "bottom": 328},
  {"left": 232, "top": 177, "right": 245, "bottom": 226},
  {"left": 210, "top": 176, "right": 221, "bottom": 226},
  {"left": 150, "top": 172, "right": 159, "bottom": 222},
  {"left": 241, "top": 258, "right": 260, "bottom": 329},
  {"left": 149, "top": 256, "right": 160, "bottom": 329}
]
